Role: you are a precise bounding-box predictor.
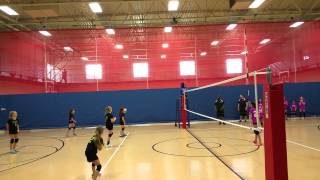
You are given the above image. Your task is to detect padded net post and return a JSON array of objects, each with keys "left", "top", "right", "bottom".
[{"left": 264, "top": 83, "right": 288, "bottom": 180}]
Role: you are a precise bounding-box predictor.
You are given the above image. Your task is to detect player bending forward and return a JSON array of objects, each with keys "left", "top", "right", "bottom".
[{"left": 85, "top": 127, "right": 104, "bottom": 180}]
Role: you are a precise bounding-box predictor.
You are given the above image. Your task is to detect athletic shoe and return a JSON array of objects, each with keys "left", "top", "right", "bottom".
[
  {"left": 106, "top": 144, "right": 112, "bottom": 148},
  {"left": 120, "top": 134, "right": 127, "bottom": 137}
]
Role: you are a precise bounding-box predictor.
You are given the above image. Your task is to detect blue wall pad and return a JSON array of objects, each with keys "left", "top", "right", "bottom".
[
  {"left": 0, "top": 82, "right": 319, "bottom": 129},
  {"left": 0, "top": 89, "right": 180, "bottom": 129},
  {"left": 284, "top": 82, "right": 320, "bottom": 116}
]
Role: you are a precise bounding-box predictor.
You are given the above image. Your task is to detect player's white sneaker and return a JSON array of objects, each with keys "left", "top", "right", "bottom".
[
  {"left": 120, "top": 133, "right": 127, "bottom": 137},
  {"left": 106, "top": 144, "right": 112, "bottom": 148}
]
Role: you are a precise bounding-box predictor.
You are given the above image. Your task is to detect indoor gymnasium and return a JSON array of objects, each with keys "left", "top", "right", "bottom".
[{"left": 0, "top": 0, "right": 320, "bottom": 180}]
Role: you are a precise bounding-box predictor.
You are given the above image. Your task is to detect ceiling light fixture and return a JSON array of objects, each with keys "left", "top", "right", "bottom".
[
  {"left": 259, "top": 39, "right": 271, "bottom": 44},
  {"left": 168, "top": 0, "right": 179, "bottom": 11},
  {"left": 211, "top": 40, "right": 219, "bottom": 46},
  {"left": 161, "top": 54, "right": 167, "bottom": 59},
  {"left": 106, "top": 28, "right": 115, "bottom": 35},
  {"left": 39, "top": 31, "right": 52, "bottom": 37},
  {"left": 115, "top": 44, "right": 124, "bottom": 49},
  {"left": 89, "top": 2, "right": 103, "bottom": 13},
  {"left": 64, "top": 46, "right": 73, "bottom": 52},
  {"left": 164, "top": 26, "right": 172, "bottom": 33},
  {"left": 226, "top": 24, "right": 237, "bottom": 30},
  {"left": 249, "top": 0, "right": 266, "bottom": 9},
  {"left": 0, "top": 6, "right": 18, "bottom": 16},
  {"left": 290, "top": 21, "right": 304, "bottom": 28},
  {"left": 162, "top": 43, "right": 169, "bottom": 48}
]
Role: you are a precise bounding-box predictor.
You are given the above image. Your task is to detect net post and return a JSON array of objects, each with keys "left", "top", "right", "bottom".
[
  {"left": 254, "top": 71, "right": 260, "bottom": 125},
  {"left": 181, "top": 94, "right": 187, "bottom": 129},
  {"left": 264, "top": 83, "right": 288, "bottom": 180}
]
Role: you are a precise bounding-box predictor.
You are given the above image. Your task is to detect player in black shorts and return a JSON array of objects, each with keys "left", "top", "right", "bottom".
[
  {"left": 6, "top": 111, "right": 20, "bottom": 154},
  {"left": 238, "top": 94, "right": 248, "bottom": 123},
  {"left": 105, "top": 106, "right": 116, "bottom": 147},
  {"left": 215, "top": 96, "right": 226, "bottom": 125},
  {"left": 66, "top": 108, "right": 77, "bottom": 136},
  {"left": 119, "top": 107, "right": 128, "bottom": 137},
  {"left": 85, "top": 127, "right": 104, "bottom": 180}
]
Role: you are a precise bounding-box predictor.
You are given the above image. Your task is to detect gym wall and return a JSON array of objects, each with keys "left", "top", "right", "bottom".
[{"left": 0, "top": 82, "right": 319, "bottom": 129}]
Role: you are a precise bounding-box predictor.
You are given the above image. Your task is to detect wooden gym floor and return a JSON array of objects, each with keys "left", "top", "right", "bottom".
[{"left": 0, "top": 118, "right": 319, "bottom": 180}]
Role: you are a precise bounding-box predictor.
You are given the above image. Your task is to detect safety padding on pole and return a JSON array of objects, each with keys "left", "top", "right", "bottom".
[{"left": 264, "top": 84, "right": 288, "bottom": 180}]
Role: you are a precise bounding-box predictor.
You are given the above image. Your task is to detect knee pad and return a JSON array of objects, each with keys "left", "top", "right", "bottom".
[
  {"left": 10, "top": 139, "right": 14, "bottom": 144},
  {"left": 92, "top": 163, "right": 96, "bottom": 167},
  {"left": 108, "top": 132, "right": 113, "bottom": 137},
  {"left": 96, "top": 164, "right": 102, "bottom": 172},
  {"left": 14, "top": 138, "right": 19, "bottom": 143}
]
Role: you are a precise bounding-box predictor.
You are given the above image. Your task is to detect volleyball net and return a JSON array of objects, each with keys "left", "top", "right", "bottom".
[
  {"left": 178, "top": 69, "right": 289, "bottom": 180},
  {"left": 182, "top": 70, "right": 270, "bottom": 131}
]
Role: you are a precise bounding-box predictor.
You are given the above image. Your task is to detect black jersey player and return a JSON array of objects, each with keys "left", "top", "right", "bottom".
[
  {"left": 85, "top": 127, "right": 104, "bottom": 180},
  {"left": 6, "top": 111, "right": 20, "bottom": 154},
  {"left": 105, "top": 106, "right": 116, "bottom": 147}
]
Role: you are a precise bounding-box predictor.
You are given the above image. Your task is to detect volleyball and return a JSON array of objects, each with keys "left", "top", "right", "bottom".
[{"left": 112, "top": 117, "right": 116, "bottom": 123}]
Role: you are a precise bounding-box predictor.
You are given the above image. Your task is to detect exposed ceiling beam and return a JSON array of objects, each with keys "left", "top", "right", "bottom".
[
  {"left": 0, "top": 20, "right": 20, "bottom": 31},
  {"left": 1, "top": 0, "right": 159, "bottom": 7},
  {"left": 3, "top": 12, "right": 320, "bottom": 29},
  {"left": 0, "top": 14, "right": 30, "bottom": 31},
  {"left": 9, "top": 10, "right": 320, "bottom": 25}
]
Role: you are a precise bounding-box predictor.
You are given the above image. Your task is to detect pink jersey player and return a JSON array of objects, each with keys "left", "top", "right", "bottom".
[
  {"left": 299, "top": 96, "right": 306, "bottom": 112},
  {"left": 291, "top": 101, "right": 297, "bottom": 113},
  {"left": 299, "top": 96, "right": 306, "bottom": 118},
  {"left": 250, "top": 107, "right": 257, "bottom": 125},
  {"left": 250, "top": 105, "right": 263, "bottom": 125},
  {"left": 250, "top": 102, "right": 262, "bottom": 146}
]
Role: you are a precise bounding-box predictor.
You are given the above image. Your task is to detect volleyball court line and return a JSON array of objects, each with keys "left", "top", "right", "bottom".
[
  {"left": 186, "top": 129, "right": 245, "bottom": 180},
  {"left": 97, "top": 133, "right": 129, "bottom": 178},
  {"left": 286, "top": 140, "right": 320, "bottom": 152},
  {"left": 187, "top": 110, "right": 320, "bottom": 152}
]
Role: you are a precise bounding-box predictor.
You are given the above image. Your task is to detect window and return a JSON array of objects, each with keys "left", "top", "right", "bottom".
[
  {"left": 133, "top": 62, "right": 149, "bottom": 78},
  {"left": 86, "top": 64, "right": 102, "bottom": 80},
  {"left": 47, "top": 64, "right": 62, "bottom": 81},
  {"left": 180, "top": 61, "right": 195, "bottom": 76},
  {"left": 226, "top": 58, "right": 242, "bottom": 74}
]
